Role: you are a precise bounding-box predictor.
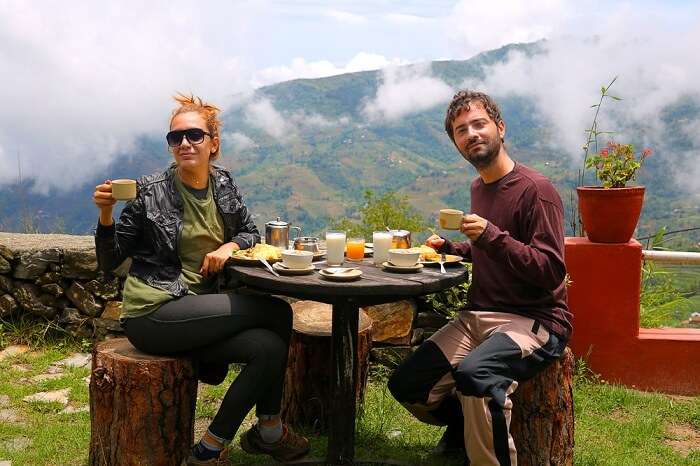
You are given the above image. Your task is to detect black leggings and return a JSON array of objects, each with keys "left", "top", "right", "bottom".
[{"left": 123, "top": 292, "right": 293, "bottom": 441}]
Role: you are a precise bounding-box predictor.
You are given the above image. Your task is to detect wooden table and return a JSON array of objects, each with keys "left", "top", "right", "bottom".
[{"left": 226, "top": 258, "right": 468, "bottom": 465}]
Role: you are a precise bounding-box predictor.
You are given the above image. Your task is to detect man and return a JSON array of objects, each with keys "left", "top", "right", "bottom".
[{"left": 388, "top": 90, "right": 571, "bottom": 466}]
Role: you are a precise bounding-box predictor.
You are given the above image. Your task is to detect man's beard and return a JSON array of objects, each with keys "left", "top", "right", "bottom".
[{"left": 462, "top": 138, "right": 501, "bottom": 170}]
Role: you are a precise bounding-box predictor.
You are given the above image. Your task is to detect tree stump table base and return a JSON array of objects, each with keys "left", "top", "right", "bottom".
[
  {"left": 282, "top": 301, "right": 373, "bottom": 433},
  {"left": 89, "top": 338, "right": 198, "bottom": 466}
]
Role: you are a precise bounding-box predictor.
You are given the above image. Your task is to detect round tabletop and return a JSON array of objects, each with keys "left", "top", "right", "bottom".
[{"left": 226, "top": 258, "right": 469, "bottom": 304}]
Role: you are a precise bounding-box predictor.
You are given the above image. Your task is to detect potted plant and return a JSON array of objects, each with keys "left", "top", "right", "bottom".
[{"left": 575, "top": 77, "right": 652, "bottom": 243}]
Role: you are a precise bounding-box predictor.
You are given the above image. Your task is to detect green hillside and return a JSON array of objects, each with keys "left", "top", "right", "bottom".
[{"left": 0, "top": 41, "right": 698, "bottom": 248}]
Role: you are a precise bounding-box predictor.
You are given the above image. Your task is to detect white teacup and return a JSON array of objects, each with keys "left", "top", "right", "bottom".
[
  {"left": 281, "top": 249, "right": 314, "bottom": 269},
  {"left": 388, "top": 248, "right": 420, "bottom": 267},
  {"left": 111, "top": 179, "right": 137, "bottom": 200},
  {"left": 439, "top": 208, "right": 464, "bottom": 230}
]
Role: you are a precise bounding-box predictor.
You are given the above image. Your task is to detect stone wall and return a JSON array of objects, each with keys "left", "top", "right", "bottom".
[
  {"left": 0, "top": 233, "right": 455, "bottom": 362},
  {"left": 361, "top": 299, "right": 450, "bottom": 368},
  {"left": 0, "top": 233, "right": 123, "bottom": 340}
]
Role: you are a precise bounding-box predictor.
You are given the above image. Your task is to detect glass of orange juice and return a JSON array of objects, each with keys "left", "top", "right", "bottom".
[{"left": 346, "top": 238, "right": 365, "bottom": 261}]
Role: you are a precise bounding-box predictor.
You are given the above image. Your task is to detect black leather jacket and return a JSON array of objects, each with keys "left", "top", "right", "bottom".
[{"left": 95, "top": 164, "right": 260, "bottom": 297}]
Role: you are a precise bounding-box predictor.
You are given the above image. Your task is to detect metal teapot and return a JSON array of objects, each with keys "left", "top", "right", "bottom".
[{"left": 265, "top": 217, "right": 301, "bottom": 249}]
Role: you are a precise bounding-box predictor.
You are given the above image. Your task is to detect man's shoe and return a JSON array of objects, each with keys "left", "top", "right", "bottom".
[
  {"left": 182, "top": 447, "right": 229, "bottom": 465},
  {"left": 196, "top": 361, "right": 229, "bottom": 386},
  {"left": 240, "top": 424, "right": 310, "bottom": 462}
]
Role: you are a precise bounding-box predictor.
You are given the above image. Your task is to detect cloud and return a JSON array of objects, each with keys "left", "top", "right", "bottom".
[
  {"left": 325, "top": 9, "right": 368, "bottom": 25},
  {"left": 384, "top": 13, "right": 432, "bottom": 24},
  {"left": 363, "top": 64, "right": 454, "bottom": 122},
  {"left": 244, "top": 98, "right": 290, "bottom": 140},
  {"left": 252, "top": 53, "right": 409, "bottom": 88},
  {"left": 292, "top": 113, "right": 350, "bottom": 129},
  {"left": 447, "top": 0, "right": 570, "bottom": 59},
  {"left": 676, "top": 119, "right": 700, "bottom": 193},
  {"left": 0, "top": 1, "right": 263, "bottom": 191},
  {"left": 223, "top": 132, "right": 257, "bottom": 152},
  {"left": 453, "top": 1, "right": 700, "bottom": 182},
  {"left": 242, "top": 95, "right": 351, "bottom": 141}
]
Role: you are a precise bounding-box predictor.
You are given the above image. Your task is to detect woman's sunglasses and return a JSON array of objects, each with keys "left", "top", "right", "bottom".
[{"left": 166, "top": 128, "right": 212, "bottom": 147}]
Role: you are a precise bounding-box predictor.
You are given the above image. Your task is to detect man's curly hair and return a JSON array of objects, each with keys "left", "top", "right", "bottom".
[{"left": 444, "top": 90, "right": 503, "bottom": 144}]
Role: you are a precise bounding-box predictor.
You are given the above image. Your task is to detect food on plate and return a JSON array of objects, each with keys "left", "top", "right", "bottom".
[
  {"left": 232, "top": 243, "right": 282, "bottom": 261},
  {"left": 416, "top": 245, "right": 440, "bottom": 261}
]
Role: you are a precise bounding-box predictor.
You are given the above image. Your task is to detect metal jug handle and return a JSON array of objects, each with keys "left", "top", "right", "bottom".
[{"left": 291, "top": 226, "right": 302, "bottom": 240}]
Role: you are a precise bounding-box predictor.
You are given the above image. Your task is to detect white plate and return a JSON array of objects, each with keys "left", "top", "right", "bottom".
[
  {"left": 272, "top": 262, "right": 315, "bottom": 275},
  {"left": 382, "top": 261, "right": 423, "bottom": 273},
  {"left": 319, "top": 268, "right": 362, "bottom": 281},
  {"left": 419, "top": 254, "right": 463, "bottom": 265}
]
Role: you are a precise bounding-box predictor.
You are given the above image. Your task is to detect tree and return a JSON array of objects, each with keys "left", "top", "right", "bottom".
[{"left": 329, "top": 190, "right": 429, "bottom": 240}]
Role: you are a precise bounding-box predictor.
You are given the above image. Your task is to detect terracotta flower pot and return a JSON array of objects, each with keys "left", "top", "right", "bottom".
[{"left": 577, "top": 186, "right": 645, "bottom": 243}]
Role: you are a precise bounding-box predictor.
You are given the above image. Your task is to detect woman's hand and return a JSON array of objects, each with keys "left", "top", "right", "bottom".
[
  {"left": 425, "top": 234, "right": 445, "bottom": 250},
  {"left": 200, "top": 242, "right": 240, "bottom": 277},
  {"left": 94, "top": 180, "right": 116, "bottom": 226}
]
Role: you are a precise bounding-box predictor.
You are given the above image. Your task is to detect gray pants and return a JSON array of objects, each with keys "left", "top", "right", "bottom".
[
  {"left": 388, "top": 311, "right": 566, "bottom": 466},
  {"left": 123, "top": 292, "right": 293, "bottom": 441}
]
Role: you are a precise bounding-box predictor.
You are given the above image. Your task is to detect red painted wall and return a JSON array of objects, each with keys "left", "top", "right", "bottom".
[{"left": 565, "top": 237, "right": 700, "bottom": 395}]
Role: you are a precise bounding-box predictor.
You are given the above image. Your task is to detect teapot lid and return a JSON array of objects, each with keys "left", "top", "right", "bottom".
[
  {"left": 266, "top": 217, "right": 288, "bottom": 227},
  {"left": 389, "top": 229, "right": 410, "bottom": 236}
]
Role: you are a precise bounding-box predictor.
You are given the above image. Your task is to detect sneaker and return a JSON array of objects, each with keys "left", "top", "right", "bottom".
[
  {"left": 240, "top": 424, "right": 310, "bottom": 462},
  {"left": 181, "top": 447, "right": 229, "bottom": 465}
]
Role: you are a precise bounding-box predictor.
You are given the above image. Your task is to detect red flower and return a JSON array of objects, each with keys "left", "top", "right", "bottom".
[
  {"left": 642, "top": 148, "right": 652, "bottom": 158},
  {"left": 600, "top": 148, "right": 609, "bottom": 157}
]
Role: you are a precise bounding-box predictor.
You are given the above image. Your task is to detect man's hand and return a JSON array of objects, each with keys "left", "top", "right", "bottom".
[
  {"left": 200, "top": 242, "right": 240, "bottom": 277},
  {"left": 425, "top": 234, "right": 445, "bottom": 250},
  {"left": 461, "top": 214, "right": 488, "bottom": 242}
]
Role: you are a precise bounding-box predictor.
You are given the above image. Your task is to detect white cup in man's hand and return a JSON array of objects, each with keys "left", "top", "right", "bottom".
[{"left": 439, "top": 208, "right": 464, "bottom": 230}]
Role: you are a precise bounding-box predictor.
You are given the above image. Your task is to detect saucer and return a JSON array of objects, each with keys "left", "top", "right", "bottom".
[
  {"left": 319, "top": 268, "right": 362, "bottom": 281},
  {"left": 382, "top": 262, "right": 423, "bottom": 273},
  {"left": 272, "top": 263, "right": 315, "bottom": 275}
]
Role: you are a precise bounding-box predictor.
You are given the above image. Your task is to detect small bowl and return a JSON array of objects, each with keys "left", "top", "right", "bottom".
[
  {"left": 388, "top": 248, "right": 420, "bottom": 267},
  {"left": 281, "top": 249, "right": 314, "bottom": 269}
]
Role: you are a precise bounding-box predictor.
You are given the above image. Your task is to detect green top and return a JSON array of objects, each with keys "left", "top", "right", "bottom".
[{"left": 121, "top": 177, "right": 225, "bottom": 319}]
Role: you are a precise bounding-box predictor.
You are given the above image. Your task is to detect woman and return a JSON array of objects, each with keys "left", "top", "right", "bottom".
[{"left": 93, "top": 94, "right": 309, "bottom": 465}]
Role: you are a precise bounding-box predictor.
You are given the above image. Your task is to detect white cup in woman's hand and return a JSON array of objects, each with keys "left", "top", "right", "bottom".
[{"left": 111, "top": 179, "right": 137, "bottom": 200}]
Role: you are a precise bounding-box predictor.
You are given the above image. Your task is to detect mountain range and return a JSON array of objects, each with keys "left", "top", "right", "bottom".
[{"left": 1, "top": 41, "right": 698, "bottom": 248}]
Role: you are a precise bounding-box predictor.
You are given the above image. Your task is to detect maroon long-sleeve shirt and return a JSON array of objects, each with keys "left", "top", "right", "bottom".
[{"left": 440, "top": 163, "right": 572, "bottom": 339}]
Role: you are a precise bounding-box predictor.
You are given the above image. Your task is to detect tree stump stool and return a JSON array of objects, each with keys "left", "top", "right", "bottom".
[
  {"left": 281, "top": 300, "right": 373, "bottom": 433},
  {"left": 89, "top": 338, "right": 198, "bottom": 466},
  {"left": 510, "top": 347, "right": 575, "bottom": 466}
]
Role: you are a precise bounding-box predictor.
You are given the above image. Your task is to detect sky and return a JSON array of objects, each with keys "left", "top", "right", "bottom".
[{"left": 0, "top": 0, "right": 699, "bottom": 191}]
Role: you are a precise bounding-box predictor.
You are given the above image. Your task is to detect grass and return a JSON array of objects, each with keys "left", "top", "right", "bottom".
[
  {"left": 0, "top": 343, "right": 699, "bottom": 465},
  {"left": 640, "top": 264, "right": 700, "bottom": 328},
  {"left": 0, "top": 346, "right": 91, "bottom": 466}
]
